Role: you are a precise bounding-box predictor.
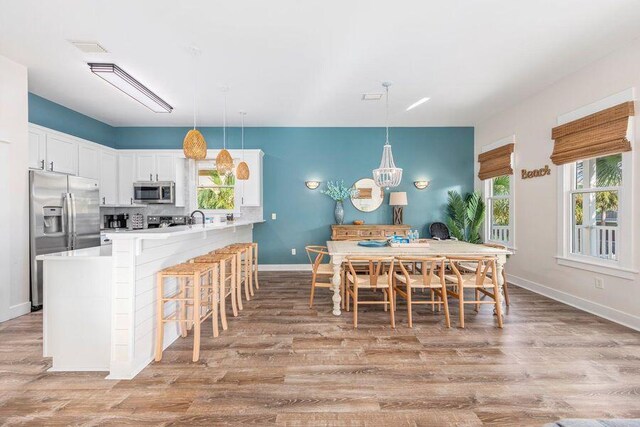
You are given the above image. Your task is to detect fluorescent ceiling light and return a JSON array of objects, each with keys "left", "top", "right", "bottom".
[
  {"left": 406, "top": 97, "right": 431, "bottom": 111},
  {"left": 88, "top": 63, "right": 173, "bottom": 113},
  {"left": 362, "top": 93, "right": 383, "bottom": 101}
]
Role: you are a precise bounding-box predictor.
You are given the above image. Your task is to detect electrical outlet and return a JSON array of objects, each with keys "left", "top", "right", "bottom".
[
  {"left": 594, "top": 277, "right": 604, "bottom": 289},
  {"left": 291, "top": 248, "right": 296, "bottom": 256},
  {"left": 271, "top": 213, "right": 277, "bottom": 220}
]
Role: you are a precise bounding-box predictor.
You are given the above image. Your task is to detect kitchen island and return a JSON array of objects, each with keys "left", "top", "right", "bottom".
[{"left": 39, "top": 219, "right": 263, "bottom": 379}]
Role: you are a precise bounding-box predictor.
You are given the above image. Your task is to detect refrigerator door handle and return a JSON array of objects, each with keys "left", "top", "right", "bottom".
[
  {"left": 63, "top": 192, "right": 72, "bottom": 250},
  {"left": 70, "top": 193, "right": 77, "bottom": 249}
]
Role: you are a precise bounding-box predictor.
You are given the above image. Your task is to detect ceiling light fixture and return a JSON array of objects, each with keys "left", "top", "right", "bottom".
[
  {"left": 372, "top": 82, "right": 402, "bottom": 189},
  {"left": 362, "top": 93, "right": 383, "bottom": 101},
  {"left": 406, "top": 97, "right": 431, "bottom": 111},
  {"left": 236, "top": 112, "right": 250, "bottom": 180},
  {"left": 87, "top": 63, "right": 172, "bottom": 113},
  {"left": 216, "top": 88, "right": 234, "bottom": 175},
  {"left": 183, "top": 48, "right": 207, "bottom": 160}
]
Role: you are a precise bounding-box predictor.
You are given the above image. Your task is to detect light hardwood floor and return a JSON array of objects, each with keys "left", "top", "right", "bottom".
[{"left": 1, "top": 272, "right": 639, "bottom": 426}]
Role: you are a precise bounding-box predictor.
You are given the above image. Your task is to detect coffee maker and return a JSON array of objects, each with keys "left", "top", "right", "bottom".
[{"left": 103, "top": 213, "right": 128, "bottom": 230}]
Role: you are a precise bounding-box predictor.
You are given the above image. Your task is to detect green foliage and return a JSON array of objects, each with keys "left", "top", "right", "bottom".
[
  {"left": 446, "top": 190, "right": 485, "bottom": 243},
  {"left": 595, "top": 154, "right": 622, "bottom": 187},
  {"left": 321, "top": 180, "right": 358, "bottom": 202},
  {"left": 197, "top": 170, "right": 235, "bottom": 210}
]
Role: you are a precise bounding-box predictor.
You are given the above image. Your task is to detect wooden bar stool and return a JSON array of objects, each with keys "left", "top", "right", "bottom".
[
  {"left": 154, "top": 262, "right": 219, "bottom": 362},
  {"left": 191, "top": 253, "right": 237, "bottom": 330},
  {"left": 213, "top": 245, "right": 252, "bottom": 305},
  {"left": 227, "top": 243, "right": 257, "bottom": 296}
]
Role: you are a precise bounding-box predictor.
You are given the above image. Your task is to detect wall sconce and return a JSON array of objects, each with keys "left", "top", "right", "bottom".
[
  {"left": 305, "top": 180, "right": 321, "bottom": 190},
  {"left": 413, "top": 180, "right": 430, "bottom": 190}
]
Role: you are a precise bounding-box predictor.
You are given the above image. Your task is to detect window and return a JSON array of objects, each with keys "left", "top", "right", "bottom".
[
  {"left": 568, "top": 154, "right": 621, "bottom": 260},
  {"left": 485, "top": 175, "right": 514, "bottom": 247},
  {"left": 196, "top": 161, "right": 236, "bottom": 211}
]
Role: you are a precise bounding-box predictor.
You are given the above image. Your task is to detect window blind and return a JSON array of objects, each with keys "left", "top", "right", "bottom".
[
  {"left": 551, "top": 101, "right": 634, "bottom": 165},
  {"left": 477, "top": 143, "right": 514, "bottom": 180}
]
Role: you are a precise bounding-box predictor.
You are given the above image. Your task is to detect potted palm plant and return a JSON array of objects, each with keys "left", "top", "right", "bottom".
[
  {"left": 445, "top": 190, "right": 485, "bottom": 243},
  {"left": 321, "top": 180, "right": 358, "bottom": 225}
]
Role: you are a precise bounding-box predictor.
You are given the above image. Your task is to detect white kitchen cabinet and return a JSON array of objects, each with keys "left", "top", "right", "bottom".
[
  {"left": 174, "top": 157, "right": 185, "bottom": 207},
  {"left": 118, "top": 153, "right": 135, "bottom": 205},
  {"left": 99, "top": 151, "right": 118, "bottom": 205},
  {"left": 240, "top": 151, "right": 263, "bottom": 207},
  {"left": 28, "top": 127, "right": 46, "bottom": 170},
  {"left": 155, "top": 154, "right": 176, "bottom": 181},
  {"left": 45, "top": 134, "right": 78, "bottom": 175},
  {"left": 78, "top": 145, "right": 100, "bottom": 180},
  {"left": 135, "top": 153, "right": 156, "bottom": 182}
]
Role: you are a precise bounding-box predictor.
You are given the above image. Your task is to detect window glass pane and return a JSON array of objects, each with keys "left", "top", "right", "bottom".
[
  {"left": 198, "top": 169, "right": 236, "bottom": 187},
  {"left": 197, "top": 187, "right": 235, "bottom": 210},
  {"left": 492, "top": 176, "right": 510, "bottom": 196},
  {"left": 594, "top": 154, "right": 622, "bottom": 187},
  {"left": 575, "top": 161, "right": 584, "bottom": 190},
  {"left": 571, "top": 191, "right": 617, "bottom": 260},
  {"left": 490, "top": 199, "right": 509, "bottom": 242}
]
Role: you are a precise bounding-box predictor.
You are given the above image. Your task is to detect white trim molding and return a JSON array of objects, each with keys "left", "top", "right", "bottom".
[
  {"left": 259, "top": 264, "right": 311, "bottom": 272},
  {"left": 508, "top": 274, "right": 640, "bottom": 332}
]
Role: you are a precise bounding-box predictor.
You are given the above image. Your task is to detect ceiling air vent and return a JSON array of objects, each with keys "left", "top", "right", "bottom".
[
  {"left": 361, "top": 93, "right": 383, "bottom": 101},
  {"left": 70, "top": 41, "right": 108, "bottom": 54}
]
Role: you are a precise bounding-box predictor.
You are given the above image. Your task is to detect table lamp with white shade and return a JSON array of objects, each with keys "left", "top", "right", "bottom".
[{"left": 389, "top": 192, "right": 408, "bottom": 225}]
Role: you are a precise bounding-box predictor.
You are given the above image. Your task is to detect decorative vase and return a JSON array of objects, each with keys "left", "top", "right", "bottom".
[{"left": 334, "top": 201, "right": 344, "bottom": 225}]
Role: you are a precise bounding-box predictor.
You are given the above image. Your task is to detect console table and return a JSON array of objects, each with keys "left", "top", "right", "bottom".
[{"left": 330, "top": 224, "right": 410, "bottom": 241}]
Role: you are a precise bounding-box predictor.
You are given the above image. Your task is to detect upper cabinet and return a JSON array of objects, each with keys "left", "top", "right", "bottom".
[
  {"left": 118, "top": 153, "right": 136, "bottom": 205},
  {"left": 45, "top": 133, "right": 78, "bottom": 175},
  {"left": 99, "top": 151, "right": 118, "bottom": 205},
  {"left": 78, "top": 144, "right": 100, "bottom": 180},
  {"left": 239, "top": 151, "right": 263, "bottom": 207},
  {"left": 28, "top": 127, "right": 46, "bottom": 170},
  {"left": 134, "top": 152, "right": 177, "bottom": 182}
]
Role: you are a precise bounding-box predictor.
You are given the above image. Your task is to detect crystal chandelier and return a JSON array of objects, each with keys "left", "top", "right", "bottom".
[{"left": 373, "top": 82, "right": 402, "bottom": 188}]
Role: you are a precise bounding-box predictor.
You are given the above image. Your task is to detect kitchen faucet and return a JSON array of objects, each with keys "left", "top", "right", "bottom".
[{"left": 190, "top": 210, "right": 205, "bottom": 225}]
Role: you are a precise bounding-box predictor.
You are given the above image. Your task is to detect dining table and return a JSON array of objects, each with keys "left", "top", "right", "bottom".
[{"left": 326, "top": 239, "right": 512, "bottom": 317}]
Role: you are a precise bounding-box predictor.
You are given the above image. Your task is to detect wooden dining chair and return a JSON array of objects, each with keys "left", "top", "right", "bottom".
[
  {"left": 305, "top": 246, "right": 343, "bottom": 308},
  {"left": 481, "top": 243, "right": 510, "bottom": 306},
  {"left": 393, "top": 256, "right": 451, "bottom": 328},
  {"left": 345, "top": 256, "right": 395, "bottom": 329},
  {"left": 444, "top": 256, "right": 503, "bottom": 328}
]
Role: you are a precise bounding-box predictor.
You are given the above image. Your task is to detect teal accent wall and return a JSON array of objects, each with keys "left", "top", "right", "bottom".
[
  {"left": 116, "top": 126, "right": 474, "bottom": 264},
  {"left": 28, "top": 94, "right": 474, "bottom": 264},
  {"left": 28, "top": 93, "right": 117, "bottom": 148}
]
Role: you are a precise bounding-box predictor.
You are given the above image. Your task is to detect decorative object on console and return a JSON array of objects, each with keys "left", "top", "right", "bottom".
[
  {"left": 183, "top": 47, "right": 207, "bottom": 160},
  {"left": 353, "top": 220, "right": 364, "bottom": 225},
  {"left": 236, "top": 111, "right": 250, "bottom": 180},
  {"left": 305, "top": 180, "right": 321, "bottom": 190},
  {"left": 389, "top": 192, "right": 408, "bottom": 225},
  {"left": 372, "top": 82, "right": 402, "bottom": 189},
  {"left": 445, "top": 190, "right": 485, "bottom": 243},
  {"left": 87, "top": 63, "right": 173, "bottom": 113},
  {"left": 413, "top": 180, "right": 430, "bottom": 190},
  {"left": 351, "top": 178, "right": 384, "bottom": 212},
  {"left": 321, "top": 180, "right": 358, "bottom": 225},
  {"left": 216, "top": 88, "right": 234, "bottom": 175}
]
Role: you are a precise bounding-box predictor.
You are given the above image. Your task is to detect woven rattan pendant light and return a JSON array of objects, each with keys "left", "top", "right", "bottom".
[
  {"left": 216, "top": 91, "right": 234, "bottom": 175},
  {"left": 236, "top": 111, "right": 250, "bottom": 180},
  {"left": 183, "top": 48, "right": 207, "bottom": 160}
]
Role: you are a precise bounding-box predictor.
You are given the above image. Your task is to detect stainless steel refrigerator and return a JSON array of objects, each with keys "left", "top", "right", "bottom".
[{"left": 29, "top": 170, "right": 101, "bottom": 309}]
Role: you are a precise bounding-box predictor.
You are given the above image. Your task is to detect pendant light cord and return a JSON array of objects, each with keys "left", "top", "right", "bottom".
[
  {"left": 192, "top": 53, "right": 197, "bottom": 130},
  {"left": 223, "top": 94, "right": 227, "bottom": 149},
  {"left": 385, "top": 84, "right": 390, "bottom": 145},
  {"left": 241, "top": 112, "right": 245, "bottom": 161}
]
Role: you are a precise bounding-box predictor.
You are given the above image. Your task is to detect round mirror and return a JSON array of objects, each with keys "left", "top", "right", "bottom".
[{"left": 350, "top": 178, "right": 385, "bottom": 212}]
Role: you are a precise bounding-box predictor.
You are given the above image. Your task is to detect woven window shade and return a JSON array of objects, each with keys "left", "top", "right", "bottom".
[
  {"left": 478, "top": 143, "right": 514, "bottom": 180},
  {"left": 550, "top": 101, "right": 634, "bottom": 165}
]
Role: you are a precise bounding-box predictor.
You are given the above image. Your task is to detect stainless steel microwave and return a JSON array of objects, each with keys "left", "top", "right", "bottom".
[{"left": 133, "top": 181, "right": 175, "bottom": 204}]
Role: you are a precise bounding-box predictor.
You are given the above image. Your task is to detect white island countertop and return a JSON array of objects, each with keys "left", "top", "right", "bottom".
[
  {"left": 104, "top": 218, "right": 264, "bottom": 240},
  {"left": 36, "top": 245, "right": 113, "bottom": 260}
]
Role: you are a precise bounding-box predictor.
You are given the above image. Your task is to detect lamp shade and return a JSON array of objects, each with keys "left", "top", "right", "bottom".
[{"left": 389, "top": 192, "right": 408, "bottom": 206}]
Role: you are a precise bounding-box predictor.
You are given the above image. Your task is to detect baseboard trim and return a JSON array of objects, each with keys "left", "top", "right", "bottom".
[
  {"left": 507, "top": 274, "right": 640, "bottom": 332},
  {"left": 9, "top": 302, "right": 31, "bottom": 319},
  {"left": 259, "top": 264, "right": 311, "bottom": 271}
]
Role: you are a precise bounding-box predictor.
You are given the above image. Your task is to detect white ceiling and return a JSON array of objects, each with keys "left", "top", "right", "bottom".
[{"left": 2, "top": 0, "right": 640, "bottom": 127}]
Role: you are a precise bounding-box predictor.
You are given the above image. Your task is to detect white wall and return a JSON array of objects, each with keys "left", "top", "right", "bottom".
[
  {"left": 475, "top": 38, "right": 640, "bottom": 330},
  {"left": 0, "top": 54, "right": 30, "bottom": 322}
]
